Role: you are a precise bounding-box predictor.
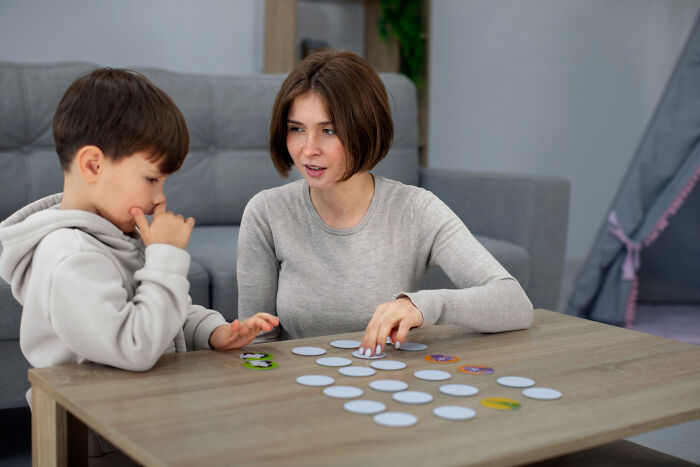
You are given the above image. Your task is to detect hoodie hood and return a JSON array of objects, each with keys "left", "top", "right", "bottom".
[{"left": 0, "top": 193, "right": 142, "bottom": 304}]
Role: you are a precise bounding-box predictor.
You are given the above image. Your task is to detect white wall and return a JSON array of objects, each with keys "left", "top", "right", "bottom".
[
  {"left": 428, "top": 0, "right": 700, "bottom": 262},
  {"left": 0, "top": 0, "right": 264, "bottom": 75}
]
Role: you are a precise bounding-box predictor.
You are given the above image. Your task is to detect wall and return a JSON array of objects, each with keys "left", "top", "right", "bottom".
[
  {"left": 427, "top": 0, "right": 700, "bottom": 264},
  {"left": 0, "top": 0, "right": 264, "bottom": 75}
]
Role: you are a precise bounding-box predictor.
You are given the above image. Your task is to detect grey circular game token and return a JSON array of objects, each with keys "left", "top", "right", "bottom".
[
  {"left": 330, "top": 339, "right": 361, "bottom": 349},
  {"left": 374, "top": 412, "right": 418, "bottom": 428},
  {"left": 439, "top": 384, "right": 479, "bottom": 397},
  {"left": 316, "top": 357, "right": 352, "bottom": 367},
  {"left": 352, "top": 350, "right": 386, "bottom": 360},
  {"left": 339, "top": 366, "right": 376, "bottom": 377},
  {"left": 392, "top": 390, "right": 434, "bottom": 404},
  {"left": 292, "top": 346, "right": 326, "bottom": 356},
  {"left": 414, "top": 369, "right": 452, "bottom": 381},
  {"left": 343, "top": 400, "right": 386, "bottom": 415},
  {"left": 522, "top": 387, "right": 562, "bottom": 400},
  {"left": 433, "top": 405, "right": 476, "bottom": 421},
  {"left": 369, "top": 379, "right": 408, "bottom": 392},
  {"left": 323, "top": 386, "right": 364, "bottom": 399},
  {"left": 370, "top": 360, "right": 407, "bottom": 371},
  {"left": 398, "top": 342, "right": 428, "bottom": 351},
  {"left": 497, "top": 376, "right": 535, "bottom": 388},
  {"left": 296, "top": 375, "right": 335, "bottom": 387}
]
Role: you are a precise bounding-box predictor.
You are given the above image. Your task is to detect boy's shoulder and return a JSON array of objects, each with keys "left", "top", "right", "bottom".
[{"left": 35, "top": 227, "right": 101, "bottom": 265}]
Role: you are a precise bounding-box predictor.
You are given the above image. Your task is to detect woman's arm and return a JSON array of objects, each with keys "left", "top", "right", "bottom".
[{"left": 236, "top": 192, "right": 282, "bottom": 342}]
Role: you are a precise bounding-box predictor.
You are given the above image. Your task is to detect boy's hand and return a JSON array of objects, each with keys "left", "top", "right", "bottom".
[
  {"left": 131, "top": 203, "right": 195, "bottom": 249},
  {"left": 209, "top": 314, "right": 280, "bottom": 350}
]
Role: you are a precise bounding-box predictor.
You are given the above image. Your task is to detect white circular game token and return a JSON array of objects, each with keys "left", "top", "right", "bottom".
[
  {"left": 316, "top": 357, "right": 352, "bottom": 367},
  {"left": 338, "top": 366, "right": 376, "bottom": 377},
  {"left": 323, "top": 386, "right": 364, "bottom": 399},
  {"left": 369, "top": 379, "right": 408, "bottom": 392},
  {"left": 370, "top": 360, "right": 407, "bottom": 371},
  {"left": 414, "top": 370, "right": 452, "bottom": 381},
  {"left": 433, "top": 405, "right": 476, "bottom": 421},
  {"left": 522, "top": 387, "right": 562, "bottom": 400},
  {"left": 330, "top": 340, "right": 361, "bottom": 349},
  {"left": 439, "top": 384, "right": 479, "bottom": 397},
  {"left": 296, "top": 375, "right": 335, "bottom": 387},
  {"left": 392, "top": 390, "right": 434, "bottom": 404},
  {"left": 352, "top": 350, "right": 386, "bottom": 360},
  {"left": 343, "top": 400, "right": 386, "bottom": 415},
  {"left": 292, "top": 346, "right": 326, "bottom": 356},
  {"left": 497, "top": 376, "right": 535, "bottom": 388},
  {"left": 398, "top": 342, "right": 428, "bottom": 351},
  {"left": 374, "top": 412, "right": 418, "bottom": 428}
]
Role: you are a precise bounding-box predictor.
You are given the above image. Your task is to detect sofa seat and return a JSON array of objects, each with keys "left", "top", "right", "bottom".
[{"left": 187, "top": 225, "right": 239, "bottom": 321}]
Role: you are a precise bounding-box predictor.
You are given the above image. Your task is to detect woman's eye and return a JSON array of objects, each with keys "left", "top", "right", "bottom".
[
  {"left": 322, "top": 128, "right": 336, "bottom": 135},
  {"left": 288, "top": 126, "right": 302, "bottom": 133}
]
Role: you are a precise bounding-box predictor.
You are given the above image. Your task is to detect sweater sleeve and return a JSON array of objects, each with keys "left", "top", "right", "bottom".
[
  {"left": 49, "top": 244, "right": 192, "bottom": 371},
  {"left": 183, "top": 302, "right": 228, "bottom": 351},
  {"left": 237, "top": 192, "right": 281, "bottom": 342},
  {"left": 399, "top": 190, "right": 533, "bottom": 333}
]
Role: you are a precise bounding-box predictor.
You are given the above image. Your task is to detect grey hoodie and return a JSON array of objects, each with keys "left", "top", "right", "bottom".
[{"left": 0, "top": 193, "right": 225, "bottom": 374}]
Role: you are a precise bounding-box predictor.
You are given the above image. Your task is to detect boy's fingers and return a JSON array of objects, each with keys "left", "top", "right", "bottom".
[
  {"left": 153, "top": 202, "right": 167, "bottom": 215},
  {"left": 130, "top": 207, "right": 149, "bottom": 233},
  {"left": 186, "top": 217, "right": 195, "bottom": 228}
]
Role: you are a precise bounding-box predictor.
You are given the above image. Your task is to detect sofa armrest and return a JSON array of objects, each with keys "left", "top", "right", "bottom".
[{"left": 418, "top": 167, "right": 570, "bottom": 310}]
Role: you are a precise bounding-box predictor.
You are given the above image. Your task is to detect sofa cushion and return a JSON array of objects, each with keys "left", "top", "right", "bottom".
[
  {"left": 187, "top": 225, "right": 239, "bottom": 321},
  {"left": 420, "top": 235, "right": 531, "bottom": 293},
  {"left": 0, "top": 278, "right": 21, "bottom": 341},
  {"left": 0, "top": 340, "right": 30, "bottom": 408}
]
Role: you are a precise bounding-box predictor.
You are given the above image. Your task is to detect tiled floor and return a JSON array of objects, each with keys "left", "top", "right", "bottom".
[{"left": 629, "top": 303, "right": 700, "bottom": 345}]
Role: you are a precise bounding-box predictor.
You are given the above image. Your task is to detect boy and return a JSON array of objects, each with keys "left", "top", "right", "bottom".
[{"left": 0, "top": 68, "right": 278, "bottom": 459}]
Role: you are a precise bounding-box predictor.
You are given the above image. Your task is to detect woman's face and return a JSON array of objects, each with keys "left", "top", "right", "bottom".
[{"left": 286, "top": 93, "right": 348, "bottom": 191}]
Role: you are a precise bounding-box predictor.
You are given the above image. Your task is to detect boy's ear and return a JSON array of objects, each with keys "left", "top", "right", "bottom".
[{"left": 75, "top": 146, "right": 105, "bottom": 183}]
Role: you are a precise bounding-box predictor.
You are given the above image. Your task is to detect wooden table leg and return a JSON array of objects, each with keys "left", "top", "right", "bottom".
[{"left": 32, "top": 385, "right": 87, "bottom": 467}]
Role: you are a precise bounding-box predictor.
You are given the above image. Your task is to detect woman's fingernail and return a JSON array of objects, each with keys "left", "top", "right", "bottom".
[
  {"left": 359, "top": 347, "right": 364, "bottom": 355},
  {"left": 364, "top": 348, "right": 372, "bottom": 357},
  {"left": 394, "top": 341, "right": 401, "bottom": 349},
  {"left": 375, "top": 344, "right": 382, "bottom": 354}
]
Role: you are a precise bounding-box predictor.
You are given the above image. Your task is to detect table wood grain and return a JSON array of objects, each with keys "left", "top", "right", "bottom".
[{"left": 29, "top": 309, "right": 700, "bottom": 466}]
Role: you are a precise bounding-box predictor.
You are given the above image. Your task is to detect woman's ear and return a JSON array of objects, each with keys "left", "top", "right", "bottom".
[{"left": 75, "top": 145, "right": 105, "bottom": 183}]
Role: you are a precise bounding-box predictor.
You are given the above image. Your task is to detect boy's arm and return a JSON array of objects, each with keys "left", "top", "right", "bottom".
[
  {"left": 183, "top": 303, "right": 227, "bottom": 351},
  {"left": 48, "top": 244, "right": 191, "bottom": 371}
]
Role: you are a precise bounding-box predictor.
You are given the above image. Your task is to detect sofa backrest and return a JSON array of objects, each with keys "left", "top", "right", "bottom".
[{"left": 0, "top": 62, "right": 418, "bottom": 225}]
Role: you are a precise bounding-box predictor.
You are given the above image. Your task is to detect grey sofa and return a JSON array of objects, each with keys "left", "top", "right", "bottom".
[{"left": 0, "top": 62, "right": 570, "bottom": 409}]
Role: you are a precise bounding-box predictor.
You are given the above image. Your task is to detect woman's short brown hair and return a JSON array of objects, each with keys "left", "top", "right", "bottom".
[
  {"left": 269, "top": 50, "right": 393, "bottom": 180},
  {"left": 53, "top": 68, "right": 189, "bottom": 174}
]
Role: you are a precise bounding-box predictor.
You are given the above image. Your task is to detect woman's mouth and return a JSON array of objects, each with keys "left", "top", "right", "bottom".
[{"left": 304, "top": 164, "right": 326, "bottom": 177}]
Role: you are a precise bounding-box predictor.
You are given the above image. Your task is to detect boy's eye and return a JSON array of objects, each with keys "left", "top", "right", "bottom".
[{"left": 146, "top": 177, "right": 158, "bottom": 183}]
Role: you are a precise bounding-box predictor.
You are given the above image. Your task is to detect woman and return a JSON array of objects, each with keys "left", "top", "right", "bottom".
[{"left": 237, "top": 50, "right": 532, "bottom": 356}]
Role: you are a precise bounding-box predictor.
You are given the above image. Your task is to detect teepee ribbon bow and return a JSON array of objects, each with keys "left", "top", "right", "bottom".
[{"left": 608, "top": 211, "right": 641, "bottom": 281}]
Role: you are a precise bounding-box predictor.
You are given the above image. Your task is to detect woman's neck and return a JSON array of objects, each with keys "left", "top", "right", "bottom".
[{"left": 309, "top": 172, "right": 375, "bottom": 230}]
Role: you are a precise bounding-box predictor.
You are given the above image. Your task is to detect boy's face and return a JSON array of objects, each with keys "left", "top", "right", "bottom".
[{"left": 95, "top": 152, "right": 168, "bottom": 234}]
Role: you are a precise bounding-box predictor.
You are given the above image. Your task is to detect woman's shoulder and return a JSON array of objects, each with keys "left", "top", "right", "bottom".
[
  {"left": 244, "top": 180, "right": 306, "bottom": 219},
  {"left": 375, "top": 175, "right": 440, "bottom": 210}
]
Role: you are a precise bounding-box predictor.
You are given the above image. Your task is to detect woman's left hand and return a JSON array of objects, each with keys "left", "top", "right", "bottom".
[{"left": 359, "top": 297, "right": 424, "bottom": 357}]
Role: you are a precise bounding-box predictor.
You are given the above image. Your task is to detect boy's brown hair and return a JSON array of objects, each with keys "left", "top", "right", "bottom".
[
  {"left": 269, "top": 50, "right": 393, "bottom": 180},
  {"left": 53, "top": 68, "right": 189, "bottom": 173}
]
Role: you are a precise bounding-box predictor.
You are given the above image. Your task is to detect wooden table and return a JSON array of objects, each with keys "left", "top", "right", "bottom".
[{"left": 29, "top": 309, "right": 700, "bottom": 466}]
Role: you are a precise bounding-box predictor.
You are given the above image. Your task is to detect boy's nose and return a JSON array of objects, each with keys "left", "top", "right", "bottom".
[{"left": 154, "top": 191, "right": 166, "bottom": 206}]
